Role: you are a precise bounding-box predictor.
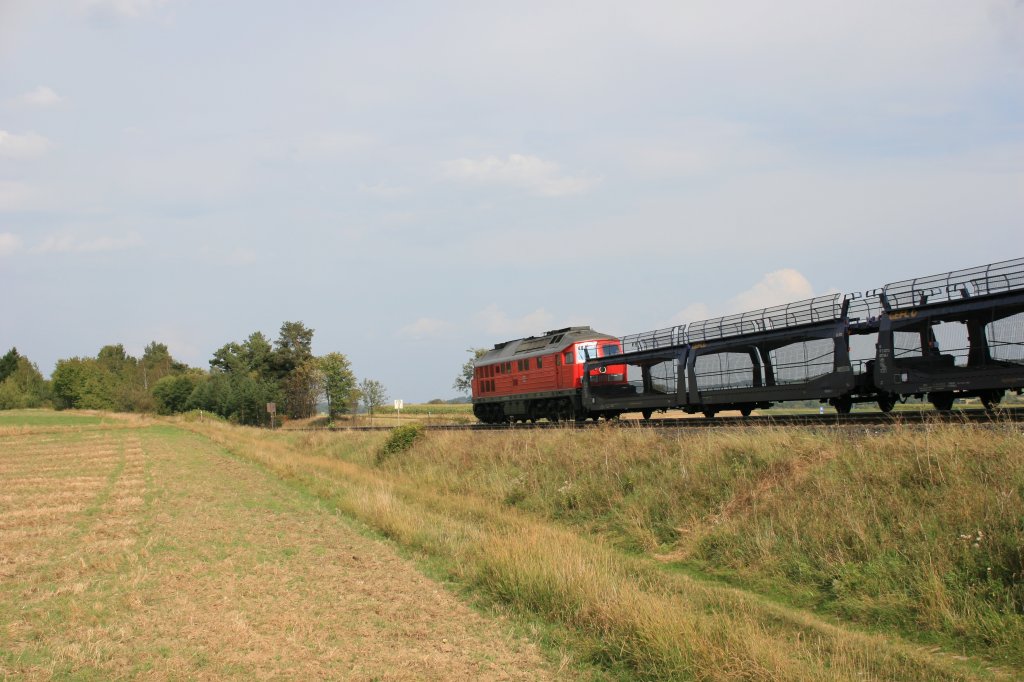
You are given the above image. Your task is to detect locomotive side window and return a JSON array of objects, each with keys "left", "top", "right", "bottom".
[
  {"left": 536, "top": 357, "right": 543, "bottom": 368},
  {"left": 564, "top": 351, "right": 574, "bottom": 364}
]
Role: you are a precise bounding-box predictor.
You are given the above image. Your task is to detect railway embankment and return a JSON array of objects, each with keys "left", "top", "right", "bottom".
[{"left": 186, "top": 418, "right": 1024, "bottom": 680}]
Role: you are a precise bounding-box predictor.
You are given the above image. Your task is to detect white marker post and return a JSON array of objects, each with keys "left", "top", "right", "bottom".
[{"left": 394, "top": 399, "right": 403, "bottom": 423}]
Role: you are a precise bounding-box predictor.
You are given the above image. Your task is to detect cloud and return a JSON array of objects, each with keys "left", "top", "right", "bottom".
[
  {"left": 400, "top": 317, "right": 452, "bottom": 340},
  {"left": 727, "top": 269, "right": 816, "bottom": 311},
  {"left": 442, "top": 154, "right": 600, "bottom": 197},
  {"left": 667, "top": 269, "right": 817, "bottom": 325},
  {"left": 0, "top": 233, "right": 22, "bottom": 256},
  {"left": 14, "top": 86, "right": 63, "bottom": 107},
  {"left": 666, "top": 303, "right": 711, "bottom": 326},
  {"left": 476, "top": 304, "right": 554, "bottom": 337},
  {"left": 34, "top": 232, "right": 142, "bottom": 254},
  {"left": 0, "top": 131, "right": 53, "bottom": 159}
]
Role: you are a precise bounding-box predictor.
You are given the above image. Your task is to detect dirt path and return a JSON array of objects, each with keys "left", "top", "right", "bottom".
[{"left": 0, "top": 425, "right": 562, "bottom": 680}]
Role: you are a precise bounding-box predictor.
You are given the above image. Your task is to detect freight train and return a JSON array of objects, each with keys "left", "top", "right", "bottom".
[{"left": 471, "top": 258, "right": 1024, "bottom": 423}]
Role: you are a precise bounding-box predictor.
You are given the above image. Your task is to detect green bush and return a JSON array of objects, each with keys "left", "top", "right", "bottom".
[{"left": 376, "top": 424, "right": 424, "bottom": 464}]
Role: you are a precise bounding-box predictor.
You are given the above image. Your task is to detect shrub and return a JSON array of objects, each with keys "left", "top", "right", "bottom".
[{"left": 376, "top": 424, "right": 424, "bottom": 464}]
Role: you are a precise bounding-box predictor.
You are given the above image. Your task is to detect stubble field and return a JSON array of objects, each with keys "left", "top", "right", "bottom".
[{"left": 0, "top": 412, "right": 558, "bottom": 680}]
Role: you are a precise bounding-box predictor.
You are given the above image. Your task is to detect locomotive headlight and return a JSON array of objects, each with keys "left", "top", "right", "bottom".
[{"left": 599, "top": 366, "right": 607, "bottom": 374}]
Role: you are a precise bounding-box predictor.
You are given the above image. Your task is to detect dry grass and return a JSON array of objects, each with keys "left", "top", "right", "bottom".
[
  {"left": 0, "top": 419, "right": 561, "bottom": 680},
  {"left": 182, "top": 418, "right": 1022, "bottom": 680},
  {"left": 364, "top": 423, "right": 1024, "bottom": 666}
]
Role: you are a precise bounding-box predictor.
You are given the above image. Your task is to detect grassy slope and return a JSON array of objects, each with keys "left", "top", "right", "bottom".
[
  {"left": 373, "top": 425, "right": 1024, "bottom": 667},
  {"left": 185, "top": 419, "right": 1022, "bottom": 680}
]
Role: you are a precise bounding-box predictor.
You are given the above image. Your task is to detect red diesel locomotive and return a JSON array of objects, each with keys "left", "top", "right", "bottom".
[{"left": 472, "top": 326, "right": 627, "bottom": 423}]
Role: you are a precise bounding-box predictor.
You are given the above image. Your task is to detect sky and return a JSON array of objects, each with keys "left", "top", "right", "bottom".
[{"left": 1, "top": 0, "right": 1022, "bottom": 402}]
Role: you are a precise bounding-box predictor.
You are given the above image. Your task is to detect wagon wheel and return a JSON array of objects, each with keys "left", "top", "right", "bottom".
[
  {"left": 981, "top": 390, "right": 1003, "bottom": 412},
  {"left": 740, "top": 407, "right": 752, "bottom": 417},
  {"left": 833, "top": 396, "right": 853, "bottom": 414},
  {"left": 930, "top": 392, "right": 955, "bottom": 412},
  {"left": 641, "top": 409, "right": 653, "bottom": 421},
  {"left": 877, "top": 394, "right": 896, "bottom": 413},
  {"left": 702, "top": 409, "right": 716, "bottom": 419}
]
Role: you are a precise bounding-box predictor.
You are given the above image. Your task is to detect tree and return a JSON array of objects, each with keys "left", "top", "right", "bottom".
[
  {"left": 211, "top": 333, "right": 274, "bottom": 379},
  {"left": 271, "top": 321, "right": 314, "bottom": 380},
  {"left": 241, "top": 332, "right": 274, "bottom": 379},
  {"left": 51, "top": 358, "right": 116, "bottom": 410},
  {"left": 0, "top": 347, "right": 20, "bottom": 383},
  {"left": 152, "top": 373, "right": 203, "bottom": 414},
  {"left": 320, "top": 352, "right": 357, "bottom": 417},
  {"left": 453, "top": 348, "right": 487, "bottom": 394},
  {"left": 0, "top": 356, "right": 49, "bottom": 409},
  {"left": 281, "top": 358, "right": 323, "bottom": 418},
  {"left": 359, "top": 379, "right": 388, "bottom": 422},
  {"left": 140, "top": 342, "right": 187, "bottom": 389}
]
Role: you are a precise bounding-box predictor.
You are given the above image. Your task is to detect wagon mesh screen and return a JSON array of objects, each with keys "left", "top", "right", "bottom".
[
  {"left": 618, "top": 359, "right": 677, "bottom": 395},
  {"left": 694, "top": 353, "right": 755, "bottom": 391},
  {"left": 931, "top": 321, "right": 969, "bottom": 366},
  {"left": 893, "top": 331, "right": 922, "bottom": 358},
  {"left": 849, "top": 333, "right": 877, "bottom": 374},
  {"left": 768, "top": 339, "right": 834, "bottom": 385},
  {"left": 987, "top": 312, "right": 1024, "bottom": 364}
]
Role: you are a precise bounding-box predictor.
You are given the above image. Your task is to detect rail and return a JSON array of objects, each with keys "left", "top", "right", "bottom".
[
  {"left": 881, "top": 257, "right": 1024, "bottom": 310},
  {"left": 685, "top": 295, "right": 844, "bottom": 343},
  {"left": 620, "top": 326, "right": 686, "bottom": 353}
]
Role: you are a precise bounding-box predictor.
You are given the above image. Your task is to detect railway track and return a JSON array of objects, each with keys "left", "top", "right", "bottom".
[{"left": 295, "top": 407, "right": 1024, "bottom": 433}]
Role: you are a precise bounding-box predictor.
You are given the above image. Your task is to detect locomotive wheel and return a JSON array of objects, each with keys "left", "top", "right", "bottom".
[{"left": 930, "top": 392, "right": 955, "bottom": 412}]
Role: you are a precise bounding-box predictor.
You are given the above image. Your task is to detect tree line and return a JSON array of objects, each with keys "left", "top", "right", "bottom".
[{"left": 0, "top": 321, "right": 390, "bottom": 425}]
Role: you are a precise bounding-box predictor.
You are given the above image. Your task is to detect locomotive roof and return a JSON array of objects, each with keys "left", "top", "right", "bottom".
[{"left": 477, "top": 326, "right": 619, "bottom": 364}]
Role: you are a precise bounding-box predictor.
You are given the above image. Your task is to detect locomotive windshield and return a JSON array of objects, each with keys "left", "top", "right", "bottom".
[
  {"left": 576, "top": 342, "right": 597, "bottom": 362},
  {"left": 577, "top": 341, "right": 622, "bottom": 362}
]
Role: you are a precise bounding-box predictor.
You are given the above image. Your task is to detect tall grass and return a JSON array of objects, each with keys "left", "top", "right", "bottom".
[
  {"left": 364, "top": 423, "right": 1024, "bottom": 666},
  {"left": 183, "top": 418, "right": 1022, "bottom": 679}
]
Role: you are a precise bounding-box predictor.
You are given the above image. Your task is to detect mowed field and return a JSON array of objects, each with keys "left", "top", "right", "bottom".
[{"left": 0, "top": 412, "right": 557, "bottom": 680}]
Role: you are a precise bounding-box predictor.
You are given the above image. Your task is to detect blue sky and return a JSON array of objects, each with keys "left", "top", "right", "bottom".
[{"left": 1, "top": 0, "right": 1022, "bottom": 401}]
